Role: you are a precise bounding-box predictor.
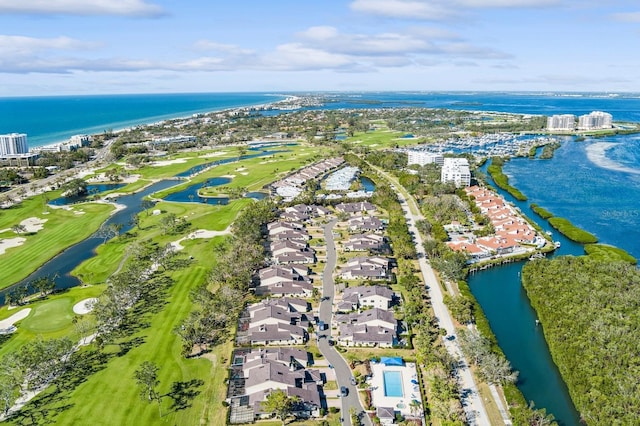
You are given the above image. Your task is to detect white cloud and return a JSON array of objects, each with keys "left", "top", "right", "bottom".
[
  {"left": 193, "top": 40, "right": 255, "bottom": 56},
  {"left": 264, "top": 43, "right": 354, "bottom": 71},
  {"left": 351, "top": 0, "right": 563, "bottom": 21},
  {"left": 0, "top": 35, "right": 98, "bottom": 56},
  {"left": 610, "top": 11, "right": 640, "bottom": 23},
  {"left": 350, "top": 0, "right": 456, "bottom": 20},
  {"left": 0, "top": 0, "right": 165, "bottom": 17},
  {"left": 299, "top": 28, "right": 437, "bottom": 55}
]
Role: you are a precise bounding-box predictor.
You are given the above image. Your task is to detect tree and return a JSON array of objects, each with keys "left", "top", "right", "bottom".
[
  {"left": 236, "top": 145, "right": 248, "bottom": 160},
  {"left": 134, "top": 361, "right": 162, "bottom": 416},
  {"left": 141, "top": 199, "right": 155, "bottom": 216},
  {"left": 61, "top": 178, "right": 88, "bottom": 197},
  {"left": 11, "top": 224, "right": 26, "bottom": 235},
  {"left": 261, "top": 389, "right": 300, "bottom": 425},
  {"left": 30, "top": 275, "right": 56, "bottom": 297}
]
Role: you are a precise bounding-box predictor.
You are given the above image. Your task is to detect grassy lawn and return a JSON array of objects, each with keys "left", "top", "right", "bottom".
[
  {"left": 72, "top": 199, "right": 251, "bottom": 284},
  {"left": 0, "top": 285, "right": 105, "bottom": 358},
  {"left": 6, "top": 231, "right": 234, "bottom": 425},
  {"left": 0, "top": 200, "right": 114, "bottom": 288}
]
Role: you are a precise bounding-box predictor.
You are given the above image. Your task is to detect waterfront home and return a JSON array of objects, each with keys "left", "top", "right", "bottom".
[
  {"left": 446, "top": 240, "right": 490, "bottom": 261},
  {"left": 343, "top": 233, "right": 385, "bottom": 252},
  {"left": 341, "top": 285, "right": 395, "bottom": 311},
  {"left": 476, "top": 236, "right": 518, "bottom": 255}
]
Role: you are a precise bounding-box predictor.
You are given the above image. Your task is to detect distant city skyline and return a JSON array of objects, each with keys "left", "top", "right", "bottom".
[{"left": 1, "top": 0, "right": 639, "bottom": 96}]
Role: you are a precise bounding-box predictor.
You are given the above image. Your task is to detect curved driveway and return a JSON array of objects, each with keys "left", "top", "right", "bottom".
[{"left": 317, "top": 218, "right": 372, "bottom": 426}]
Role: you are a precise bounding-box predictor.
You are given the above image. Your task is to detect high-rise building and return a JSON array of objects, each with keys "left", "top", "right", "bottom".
[
  {"left": 547, "top": 114, "right": 576, "bottom": 130},
  {"left": 407, "top": 150, "right": 444, "bottom": 166},
  {"left": 0, "top": 133, "right": 28, "bottom": 156},
  {"left": 441, "top": 158, "right": 471, "bottom": 187},
  {"left": 578, "top": 111, "right": 613, "bottom": 130}
]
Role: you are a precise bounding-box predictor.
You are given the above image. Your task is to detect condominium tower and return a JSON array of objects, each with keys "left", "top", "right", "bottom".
[
  {"left": 0, "top": 133, "right": 28, "bottom": 156},
  {"left": 441, "top": 158, "right": 471, "bottom": 187}
]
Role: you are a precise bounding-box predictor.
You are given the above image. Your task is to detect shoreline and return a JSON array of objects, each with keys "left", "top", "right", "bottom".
[{"left": 25, "top": 94, "right": 293, "bottom": 150}]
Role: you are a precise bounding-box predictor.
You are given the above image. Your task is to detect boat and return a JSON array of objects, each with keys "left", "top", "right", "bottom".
[{"left": 554, "top": 241, "right": 561, "bottom": 248}]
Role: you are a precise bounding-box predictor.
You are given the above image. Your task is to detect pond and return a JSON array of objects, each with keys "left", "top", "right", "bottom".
[{"left": 48, "top": 183, "right": 126, "bottom": 206}]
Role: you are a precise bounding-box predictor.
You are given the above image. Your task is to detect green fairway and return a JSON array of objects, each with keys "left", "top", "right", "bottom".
[
  {"left": 6, "top": 231, "right": 232, "bottom": 425},
  {"left": 0, "top": 285, "right": 105, "bottom": 358},
  {"left": 20, "top": 298, "right": 75, "bottom": 334},
  {"left": 0, "top": 199, "right": 114, "bottom": 288}
]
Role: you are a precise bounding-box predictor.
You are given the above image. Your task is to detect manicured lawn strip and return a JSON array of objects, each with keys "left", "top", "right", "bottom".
[
  {"left": 1, "top": 202, "right": 114, "bottom": 288},
  {"left": 0, "top": 285, "right": 105, "bottom": 358},
  {"left": 584, "top": 243, "right": 636, "bottom": 264},
  {"left": 132, "top": 150, "right": 237, "bottom": 180},
  {"left": 548, "top": 217, "right": 598, "bottom": 243}
]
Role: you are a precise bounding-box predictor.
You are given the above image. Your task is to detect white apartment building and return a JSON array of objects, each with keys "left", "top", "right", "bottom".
[
  {"left": 578, "top": 111, "right": 613, "bottom": 130},
  {"left": 441, "top": 157, "right": 471, "bottom": 187},
  {"left": 0, "top": 133, "right": 28, "bottom": 156},
  {"left": 407, "top": 150, "right": 444, "bottom": 167},
  {"left": 547, "top": 114, "right": 576, "bottom": 130}
]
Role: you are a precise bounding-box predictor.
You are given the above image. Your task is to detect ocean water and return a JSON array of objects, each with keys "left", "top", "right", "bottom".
[
  {"left": 504, "top": 134, "right": 640, "bottom": 259},
  {"left": 0, "top": 92, "right": 284, "bottom": 148}
]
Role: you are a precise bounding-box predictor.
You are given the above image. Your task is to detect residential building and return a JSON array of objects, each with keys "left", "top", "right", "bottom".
[
  {"left": 578, "top": 111, "right": 613, "bottom": 130},
  {"left": 341, "top": 285, "right": 395, "bottom": 310},
  {"left": 407, "top": 150, "right": 444, "bottom": 166},
  {"left": 547, "top": 114, "right": 576, "bottom": 130},
  {"left": 0, "top": 133, "right": 28, "bottom": 156},
  {"left": 343, "top": 234, "right": 385, "bottom": 252},
  {"left": 441, "top": 157, "right": 471, "bottom": 187}
]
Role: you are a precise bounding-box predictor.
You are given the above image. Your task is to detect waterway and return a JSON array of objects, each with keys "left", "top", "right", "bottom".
[{"left": 468, "top": 160, "right": 590, "bottom": 425}]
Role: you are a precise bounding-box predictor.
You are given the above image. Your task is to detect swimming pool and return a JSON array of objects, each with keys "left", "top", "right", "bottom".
[{"left": 383, "top": 371, "right": 404, "bottom": 397}]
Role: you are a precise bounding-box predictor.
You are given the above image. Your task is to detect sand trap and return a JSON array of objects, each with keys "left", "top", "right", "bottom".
[
  {"left": 0, "top": 308, "right": 31, "bottom": 334},
  {"left": 151, "top": 158, "right": 188, "bottom": 167},
  {"left": 199, "top": 151, "right": 228, "bottom": 158},
  {"left": 220, "top": 174, "right": 236, "bottom": 178},
  {"left": 240, "top": 172, "right": 249, "bottom": 175},
  {"left": 0, "top": 237, "right": 26, "bottom": 255},
  {"left": 235, "top": 167, "right": 247, "bottom": 171},
  {"left": 170, "top": 228, "right": 232, "bottom": 251},
  {"left": 73, "top": 298, "right": 98, "bottom": 315},
  {"left": 20, "top": 217, "right": 48, "bottom": 233}
]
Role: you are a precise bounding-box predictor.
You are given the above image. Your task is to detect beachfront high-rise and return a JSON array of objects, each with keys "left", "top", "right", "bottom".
[
  {"left": 578, "top": 111, "right": 613, "bottom": 130},
  {"left": 0, "top": 133, "right": 29, "bottom": 156},
  {"left": 441, "top": 158, "right": 471, "bottom": 187},
  {"left": 547, "top": 114, "right": 576, "bottom": 130}
]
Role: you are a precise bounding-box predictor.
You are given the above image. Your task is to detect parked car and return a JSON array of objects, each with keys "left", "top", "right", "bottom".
[
  {"left": 350, "top": 377, "right": 357, "bottom": 386},
  {"left": 340, "top": 386, "right": 349, "bottom": 397}
]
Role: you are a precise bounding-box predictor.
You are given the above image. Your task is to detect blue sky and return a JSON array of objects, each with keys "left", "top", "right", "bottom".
[{"left": 0, "top": 0, "right": 639, "bottom": 96}]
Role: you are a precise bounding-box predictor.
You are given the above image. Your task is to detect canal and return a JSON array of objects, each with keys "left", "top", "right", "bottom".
[{"left": 468, "top": 162, "right": 583, "bottom": 425}]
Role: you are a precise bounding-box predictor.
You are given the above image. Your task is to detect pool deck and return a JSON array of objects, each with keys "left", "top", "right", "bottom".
[{"left": 369, "top": 362, "right": 422, "bottom": 418}]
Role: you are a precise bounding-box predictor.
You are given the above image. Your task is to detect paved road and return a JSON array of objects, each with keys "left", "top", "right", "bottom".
[
  {"left": 375, "top": 169, "right": 491, "bottom": 426},
  {"left": 317, "top": 218, "right": 371, "bottom": 426}
]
